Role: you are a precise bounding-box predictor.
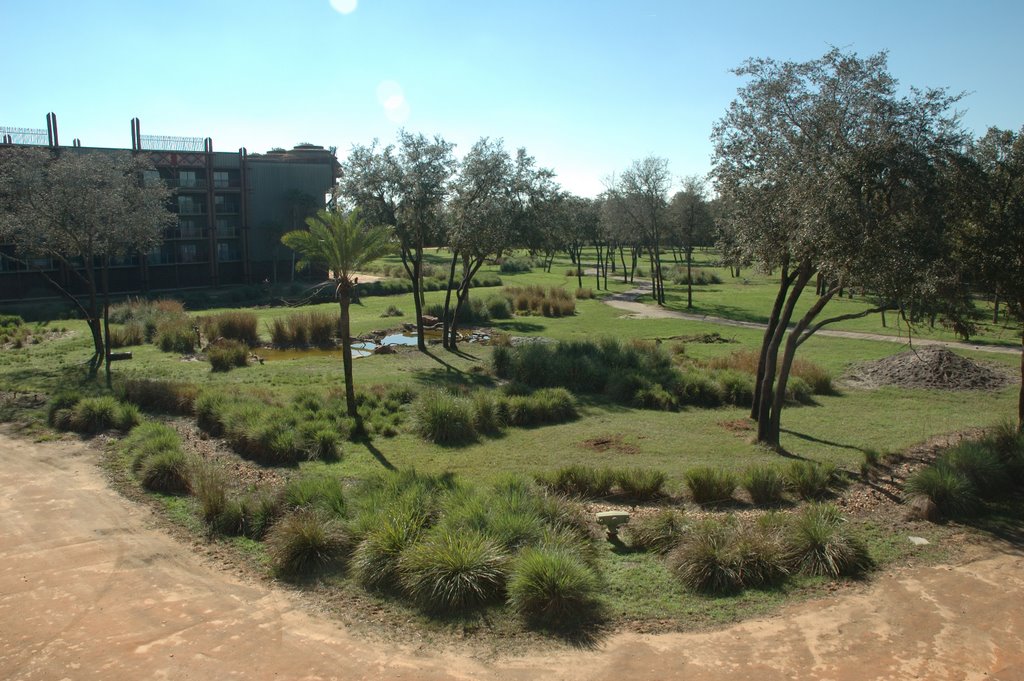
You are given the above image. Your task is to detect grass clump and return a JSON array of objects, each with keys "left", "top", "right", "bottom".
[
  {"left": 115, "top": 378, "right": 198, "bottom": 415},
  {"left": 266, "top": 510, "right": 350, "bottom": 580},
  {"left": 120, "top": 422, "right": 182, "bottom": 473},
  {"left": 399, "top": 530, "right": 509, "bottom": 612},
  {"left": 742, "top": 464, "right": 787, "bottom": 505},
  {"left": 614, "top": 468, "right": 667, "bottom": 500},
  {"left": 208, "top": 339, "right": 249, "bottom": 372},
  {"left": 411, "top": 389, "right": 477, "bottom": 445},
  {"left": 684, "top": 467, "right": 737, "bottom": 505},
  {"left": 502, "top": 285, "right": 576, "bottom": 317},
  {"left": 785, "top": 503, "right": 871, "bottom": 578},
  {"left": 109, "top": 322, "right": 145, "bottom": 348},
  {"left": 139, "top": 449, "right": 192, "bottom": 495},
  {"left": 624, "top": 509, "right": 686, "bottom": 553},
  {"left": 283, "top": 473, "right": 347, "bottom": 517},
  {"left": 537, "top": 465, "right": 616, "bottom": 499},
  {"left": 62, "top": 396, "right": 140, "bottom": 434},
  {"left": 786, "top": 461, "right": 837, "bottom": 500},
  {"left": 507, "top": 547, "right": 601, "bottom": 627},
  {"left": 199, "top": 311, "right": 259, "bottom": 347},
  {"left": 270, "top": 311, "right": 338, "bottom": 346},
  {"left": 154, "top": 316, "right": 197, "bottom": 354},
  {"left": 905, "top": 461, "right": 980, "bottom": 517},
  {"left": 668, "top": 518, "right": 788, "bottom": 593}
]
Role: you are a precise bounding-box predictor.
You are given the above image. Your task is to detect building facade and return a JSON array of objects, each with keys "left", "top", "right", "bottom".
[{"left": 0, "top": 114, "right": 338, "bottom": 302}]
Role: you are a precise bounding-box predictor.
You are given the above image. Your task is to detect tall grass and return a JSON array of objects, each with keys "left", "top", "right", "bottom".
[
  {"left": 199, "top": 311, "right": 260, "bottom": 347},
  {"left": 507, "top": 547, "right": 601, "bottom": 627},
  {"left": 266, "top": 510, "right": 351, "bottom": 580},
  {"left": 785, "top": 504, "right": 871, "bottom": 577},
  {"left": 399, "top": 530, "right": 509, "bottom": 612},
  {"left": 684, "top": 467, "right": 738, "bottom": 505},
  {"left": 208, "top": 340, "right": 249, "bottom": 372}
]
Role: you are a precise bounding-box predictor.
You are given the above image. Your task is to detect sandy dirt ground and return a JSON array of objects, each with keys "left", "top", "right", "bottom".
[
  {"left": 603, "top": 286, "right": 1023, "bottom": 356},
  {"left": 2, "top": 430, "right": 1024, "bottom": 681}
]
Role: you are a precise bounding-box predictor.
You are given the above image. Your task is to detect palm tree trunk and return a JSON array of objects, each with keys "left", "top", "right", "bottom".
[{"left": 339, "top": 291, "right": 357, "bottom": 418}]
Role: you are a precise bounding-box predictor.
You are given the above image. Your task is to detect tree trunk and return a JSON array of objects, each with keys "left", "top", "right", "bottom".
[
  {"left": 84, "top": 261, "right": 103, "bottom": 376},
  {"left": 449, "top": 258, "right": 485, "bottom": 350},
  {"left": 766, "top": 287, "right": 837, "bottom": 446},
  {"left": 339, "top": 291, "right": 357, "bottom": 418},
  {"left": 685, "top": 247, "right": 693, "bottom": 309},
  {"left": 441, "top": 251, "right": 459, "bottom": 350},
  {"left": 102, "top": 258, "right": 112, "bottom": 389},
  {"left": 1019, "top": 322, "right": 1023, "bottom": 433},
  {"left": 752, "top": 265, "right": 793, "bottom": 420},
  {"left": 756, "top": 266, "right": 811, "bottom": 444},
  {"left": 993, "top": 293, "right": 1000, "bottom": 324}
]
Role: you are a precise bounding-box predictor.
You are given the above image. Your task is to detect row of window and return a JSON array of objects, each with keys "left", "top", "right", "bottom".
[
  {"left": 0, "top": 244, "right": 242, "bottom": 271},
  {"left": 176, "top": 194, "right": 241, "bottom": 215},
  {"left": 144, "top": 169, "right": 241, "bottom": 189}
]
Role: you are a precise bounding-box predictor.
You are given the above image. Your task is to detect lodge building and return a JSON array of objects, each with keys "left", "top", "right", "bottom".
[{"left": 0, "top": 113, "right": 338, "bottom": 302}]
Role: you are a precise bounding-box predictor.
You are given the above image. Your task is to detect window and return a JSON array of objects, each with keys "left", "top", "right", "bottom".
[
  {"left": 214, "top": 171, "right": 229, "bottom": 188},
  {"left": 179, "top": 170, "right": 197, "bottom": 188},
  {"left": 179, "top": 244, "right": 198, "bottom": 263},
  {"left": 217, "top": 243, "right": 240, "bottom": 262},
  {"left": 177, "top": 196, "right": 205, "bottom": 214}
]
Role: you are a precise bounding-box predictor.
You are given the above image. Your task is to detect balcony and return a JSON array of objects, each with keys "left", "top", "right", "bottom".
[
  {"left": 166, "top": 228, "right": 207, "bottom": 240},
  {"left": 165, "top": 178, "right": 208, "bottom": 190}
]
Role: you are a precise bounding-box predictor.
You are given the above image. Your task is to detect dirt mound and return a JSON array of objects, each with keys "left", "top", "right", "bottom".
[{"left": 844, "top": 345, "right": 1016, "bottom": 391}]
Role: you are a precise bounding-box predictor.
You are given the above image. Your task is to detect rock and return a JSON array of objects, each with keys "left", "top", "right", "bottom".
[
  {"left": 905, "top": 495, "right": 940, "bottom": 522},
  {"left": 373, "top": 345, "right": 397, "bottom": 355},
  {"left": 908, "top": 536, "right": 931, "bottom": 546}
]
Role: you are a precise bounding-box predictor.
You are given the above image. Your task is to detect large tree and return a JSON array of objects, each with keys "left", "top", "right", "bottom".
[
  {"left": 711, "top": 48, "right": 965, "bottom": 447},
  {"left": 606, "top": 157, "right": 672, "bottom": 303},
  {"left": 338, "top": 132, "right": 455, "bottom": 351},
  {"left": 281, "top": 209, "right": 394, "bottom": 417},
  {"left": 965, "top": 126, "right": 1024, "bottom": 430},
  {"left": 0, "top": 147, "right": 173, "bottom": 383}
]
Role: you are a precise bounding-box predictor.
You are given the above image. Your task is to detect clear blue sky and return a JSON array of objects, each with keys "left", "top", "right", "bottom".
[{"left": 3, "top": 0, "right": 1023, "bottom": 196}]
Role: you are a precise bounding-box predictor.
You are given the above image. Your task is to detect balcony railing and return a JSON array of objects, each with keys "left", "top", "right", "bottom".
[{"left": 165, "top": 178, "right": 208, "bottom": 190}]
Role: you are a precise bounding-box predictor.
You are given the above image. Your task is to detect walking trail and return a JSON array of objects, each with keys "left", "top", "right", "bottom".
[
  {"left": 2, "top": 429, "right": 1023, "bottom": 680},
  {"left": 603, "top": 284, "right": 1022, "bottom": 356}
]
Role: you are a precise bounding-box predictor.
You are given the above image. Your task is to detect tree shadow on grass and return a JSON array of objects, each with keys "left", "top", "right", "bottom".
[
  {"left": 780, "top": 428, "right": 864, "bottom": 454},
  {"left": 412, "top": 366, "right": 496, "bottom": 390},
  {"left": 488, "top": 321, "right": 546, "bottom": 334},
  {"left": 958, "top": 498, "right": 1024, "bottom": 555},
  {"left": 355, "top": 435, "right": 396, "bottom": 471}
]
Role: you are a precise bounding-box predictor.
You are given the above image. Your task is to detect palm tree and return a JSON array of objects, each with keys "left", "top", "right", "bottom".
[{"left": 282, "top": 209, "right": 394, "bottom": 417}]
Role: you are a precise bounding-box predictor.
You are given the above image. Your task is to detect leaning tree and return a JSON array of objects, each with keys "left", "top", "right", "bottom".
[
  {"left": 711, "top": 48, "right": 966, "bottom": 448},
  {"left": 0, "top": 147, "right": 173, "bottom": 384}
]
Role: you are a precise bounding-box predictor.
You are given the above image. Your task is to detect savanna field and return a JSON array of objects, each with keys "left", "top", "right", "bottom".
[{"left": 2, "top": 250, "right": 1022, "bottom": 640}]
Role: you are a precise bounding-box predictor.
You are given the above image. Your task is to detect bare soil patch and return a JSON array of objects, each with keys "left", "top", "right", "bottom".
[
  {"left": 843, "top": 345, "right": 1018, "bottom": 391},
  {"left": 580, "top": 433, "right": 640, "bottom": 456}
]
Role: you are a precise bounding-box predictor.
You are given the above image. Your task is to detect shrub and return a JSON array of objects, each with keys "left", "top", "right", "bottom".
[
  {"left": 790, "top": 358, "right": 833, "bottom": 395},
  {"left": 116, "top": 378, "right": 198, "bottom": 415},
  {"left": 380, "top": 304, "right": 404, "bottom": 318},
  {"left": 625, "top": 509, "right": 686, "bottom": 553},
  {"left": 283, "top": 474, "right": 347, "bottom": 517},
  {"left": 730, "top": 521, "right": 789, "bottom": 588},
  {"left": 499, "top": 257, "right": 532, "bottom": 274},
  {"left": 502, "top": 388, "right": 578, "bottom": 427},
  {"left": 785, "top": 376, "right": 814, "bottom": 404},
  {"left": 47, "top": 391, "right": 82, "bottom": 427},
  {"left": 716, "top": 370, "right": 755, "bottom": 407},
  {"left": 194, "top": 391, "right": 228, "bottom": 435},
  {"left": 742, "top": 465, "right": 787, "bottom": 505},
  {"left": 615, "top": 468, "right": 667, "bottom": 500},
  {"left": 200, "top": 311, "right": 259, "bottom": 347},
  {"left": 411, "top": 389, "right": 477, "bottom": 445},
  {"left": 139, "top": 449, "right": 192, "bottom": 494},
  {"left": 266, "top": 510, "right": 350, "bottom": 579},
  {"left": 485, "top": 296, "right": 512, "bottom": 319},
  {"left": 673, "top": 371, "right": 724, "bottom": 408},
  {"left": 905, "top": 462, "right": 979, "bottom": 517},
  {"left": 786, "top": 461, "right": 836, "bottom": 500},
  {"left": 208, "top": 340, "right": 249, "bottom": 372},
  {"left": 984, "top": 421, "right": 1024, "bottom": 483},
  {"left": 155, "top": 316, "right": 197, "bottom": 354},
  {"left": 507, "top": 547, "right": 601, "bottom": 627},
  {"left": 399, "top": 530, "right": 508, "bottom": 612},
  {"left": 684, "top": 467, "right": 737, "bottom": 505},
  {"left": 470, "top": 392, "right": 505, "bottom": 435},
  {"left": 785, "top": 504, "right": 871, "bottom": 578}
]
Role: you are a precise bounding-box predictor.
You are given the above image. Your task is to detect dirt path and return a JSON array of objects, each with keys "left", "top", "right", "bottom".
[
  {"left": 603, "top": 285, "right": 1022, "bottom": 356},
  {"left": 2, "top": 431, "right": 1023, "bottom": 680}
]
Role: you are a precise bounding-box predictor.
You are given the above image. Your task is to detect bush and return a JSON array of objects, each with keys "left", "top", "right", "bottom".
[
  {"left": 786, "top": 461, "right": 836, "bottom": 500},
  {"left": 380, "top": 304, "right": 405, "bottom": 318},
  {"left": 507, "top": 547, "right": 601, "bottom": 627},
  {"left": 716, "top": 370, "right": 755, "bottom": 407},
  {"left": 399, "top": 530, "right": 508, "bottom": 612},
  {"left": 470, "top": 392, "right": 505, "bottom": 435},
  {"left": 499, "top": 256, "right": 533, "bottom": 274},
  {"left": 352, "top": 510, "right": 426, "bottom": 590},
  {"left": 155, "top": 316, "right": 197, "bottom": 354},
  {"left": 984, "top": 421, "right": 1024, "bottom": 483},
  {"left": 501, "top": 388, "right": 578, "bottom": 427},
  {"left": 785, "top": 376, "right": 814, "bottom": 404},
  {"left": 116, "top": 378, "right": 198, "bottom": 415},
  {"left": 200, "top": 311, "right": 259, "bottom": 347},
  {"left": 208, "top": 340, "right": 249, "bottom": 372},
  {"left": 575, "top": 288, "right": 594, "bottom": 300},
  {"left": 785, "top": 504, "right": 871, "bottom": 578},
  {"left": 500, "top": 286, "right": 576, "bottom": 317},
  {"left": 684, "top": 467, "right": 737, "bottom": 505},
  {"left": 673, "top": 371, "right": 724, "bottom": 408},
  {"left": 266, "top": 510, "right": 350, "bottom": 579},
  {"left": 486, "top": 296, "right": 512, "bottom": 319},
  {"left": 905, "top": 462, "right": 979, "bottom": 517},
  {"left": 742, "top": 465, "right": 787, "bottom": 505},
  {"left": 615, "top": 468, "right": 667, "bottom": 500},
  {"left": 47, "top": 391, "right": 82, "bottom": 427},
  {"left": 625, "top": 509, "right": 686, "bottom": 553},
  {"left": 283, "top": 473, "right": 347, "bottom": 517},
  {"left": 411, "top": 389, "right": 477, "bottom": 445},
  {"left": 139, "top": 449, "right": 192, "bottom": 494}
]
